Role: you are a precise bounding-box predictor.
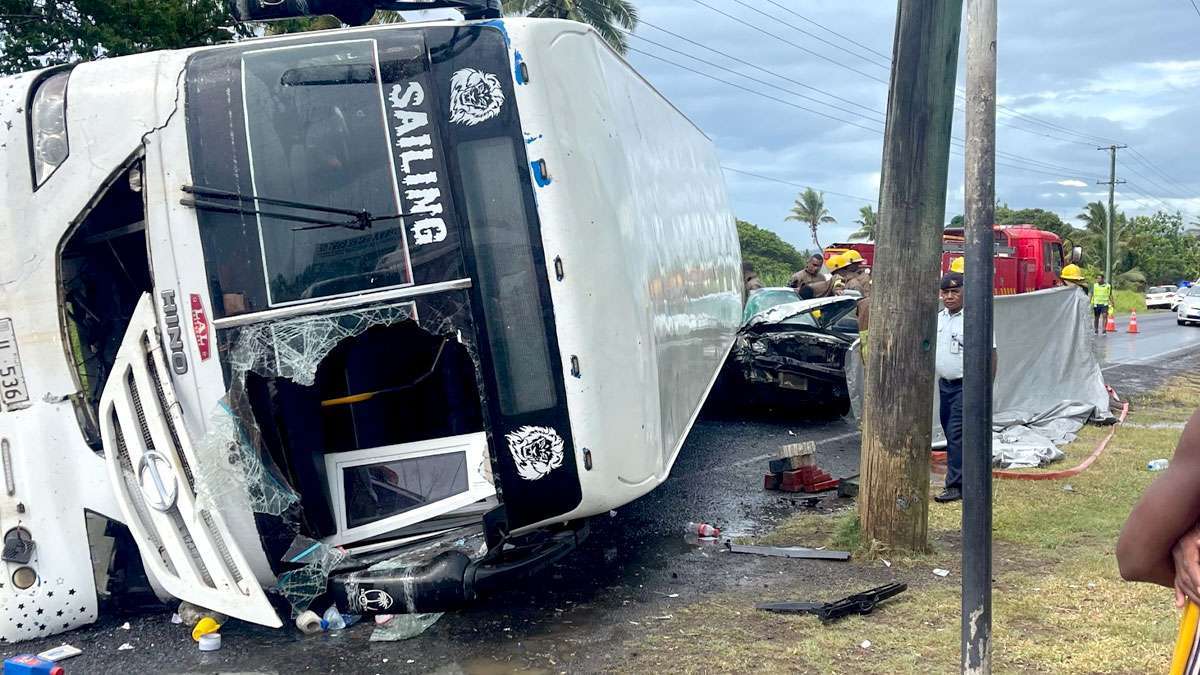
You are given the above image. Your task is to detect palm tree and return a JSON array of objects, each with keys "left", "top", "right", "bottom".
[
  {"left": 1077, "top": 200, "right": 1132, "bottom": 273},
  {"left": 505, "top": 0, "right": 639, "bottom": 54},
  {"left": 786, "top": 187, "right": 837, "bottom": 252},
  {"left": 849, "top": 204, "right": 877, "bottom": 241}
]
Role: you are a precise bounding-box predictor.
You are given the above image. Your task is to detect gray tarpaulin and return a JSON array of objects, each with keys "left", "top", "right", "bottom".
[{"left": 846, "top": 285, "right": 1113, "bottom": 468}]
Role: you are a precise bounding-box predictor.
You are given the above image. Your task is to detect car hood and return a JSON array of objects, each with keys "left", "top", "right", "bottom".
[{"left": 745, "top": 296, "right": 858, "bottom": 327}]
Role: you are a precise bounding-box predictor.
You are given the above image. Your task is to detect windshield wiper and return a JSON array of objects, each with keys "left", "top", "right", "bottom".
[{"left": 180, "top": 185, "right": 405, "bottom": 232}]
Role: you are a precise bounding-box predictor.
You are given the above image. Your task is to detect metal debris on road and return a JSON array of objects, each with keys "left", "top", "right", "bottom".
[
  {"left": 726, "top": 542, "right": 850, "bottom": 561},
  {"left": 117, "top": 643, "right": 134, "bottom": 651},
  {"left": 755, "top": 583, "right": 907, "bottom": 623},
  {"left": 36, "top": 645, "right": 81, "bottom": 662}
]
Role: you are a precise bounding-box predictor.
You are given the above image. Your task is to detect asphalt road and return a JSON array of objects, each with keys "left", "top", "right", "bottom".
[
  {"left": 1097, "top": 309, "right": 1200, "bottom": 372},
  {"left": 5, "top": 311, "right": 1200, "bottom": 673}
]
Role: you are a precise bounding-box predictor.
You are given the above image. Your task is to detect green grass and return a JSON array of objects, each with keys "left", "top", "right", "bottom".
[
  {"left": 1111, "top": 288, "right": 1147, "bottom": 316},
  {"left": 621, "top": 373, "right": 1200, "bottom": 673}
]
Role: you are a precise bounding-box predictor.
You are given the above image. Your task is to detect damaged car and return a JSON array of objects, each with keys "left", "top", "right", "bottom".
[{"left": 732, "top": 296, "right": 860, "bottom": 414}]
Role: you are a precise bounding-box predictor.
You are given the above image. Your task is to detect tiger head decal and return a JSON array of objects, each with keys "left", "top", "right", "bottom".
[
  {"left": 448, "top": 68, "right": 505, "bottom": 126},
  {"left": 505, "top": 426, "right": 565, "bottom": 481}
]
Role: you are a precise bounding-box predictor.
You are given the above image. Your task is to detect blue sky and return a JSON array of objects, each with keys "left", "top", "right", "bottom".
[{"left": 619, "top": 0, "right": 1200, "bottom": 254}]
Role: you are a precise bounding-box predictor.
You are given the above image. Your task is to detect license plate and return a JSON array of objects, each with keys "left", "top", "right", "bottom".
[
  {"left": 779, "top": 373, "right": 808, "bottom": 391},
  {"left": 0, "top": 319, "right": 30, "bottom": 410}
]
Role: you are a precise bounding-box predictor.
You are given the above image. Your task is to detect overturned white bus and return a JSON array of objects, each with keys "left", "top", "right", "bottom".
[{"left": 0, "top": 6, "right": 740, "bottom": 642}]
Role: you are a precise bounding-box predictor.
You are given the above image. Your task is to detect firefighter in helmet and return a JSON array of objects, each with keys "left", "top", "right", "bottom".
[{"left": 1060, "top": 264, "right": 1088, "bottom": 295}]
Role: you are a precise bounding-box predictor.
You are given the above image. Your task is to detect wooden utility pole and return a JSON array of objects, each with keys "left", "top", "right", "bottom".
[
  {"left": 962, "top": 0, "right": 996, "bottom": 670},
  {"left": 859, "top": 0, "right": 963, "bottom": 552}
]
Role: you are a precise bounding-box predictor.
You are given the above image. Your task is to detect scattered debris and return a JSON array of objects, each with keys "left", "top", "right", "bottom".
[
  {"left": 1148, "top": 459, "right": 1169, "bottom": 471},
  {"left": 170, "top": 613, "right": 183, "bottom": 625},
  {"left": 726, "top": 542, "right": 849, "bottom": 561},
  {"left": 933, "top": 568, "right": 951, "bottom": 578},
  {"left": 370, "top": 613, "right": 443, "bottom": 642},
  {"left": 609, "top": 510, "right": 618, "bottom": 517},
  {"left": 685, "top": 522, "right": 721, "bottom": 538},
  {"left": 322, "top": 606, "right": 348, "bottom": 632},
  {"left": 652, "top": 615, "right": 673, "bottom": 621},
  {"left": 5, "top": 655, "right": 62, "bottom": 673},
  {"left": 882, "top": 559, "right": 892, "bottom": 568},
  {"left": 1062, "top": 484, "right": 1075, "bottom": 493},
  {"left": 769, "top": 442, "right": 816, "bottom": 473},
  {"left": 764, "top": 444, "right": 840, "bottom": 493},
  {"left": 119, "top": 622, "right": 130, "bottom": 630},
  {"left": 756, "top": 583, "right": 907, "bottom": 623},
  {"left": 117, "top": 643, "right": 134, "bottom": 651},
  {"left": 197, "top": 633, "right": 222, "bottom": 652},
  {"left": 667, "top": 593, "right": 680, "bottom": 598},
  {"left": 192, "top": 617, "right": 221, "bottom": 642},
  {"left": 36, "top": 645, "right": 81, "bottom": 663},
  {"left": 860, "top": 640, "right": 872, "bottom": 650},
  {"left": 837, "top": 476, "right": 860, "bottom": 499},
  {"left": 295, "top": 610, "right": 324, "bottom": 635},
  {"left": 177, "top": 601, "right": 227, "bottom": 627}
]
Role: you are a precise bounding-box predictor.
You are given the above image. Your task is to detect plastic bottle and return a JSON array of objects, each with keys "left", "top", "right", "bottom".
[
  {"left": 1148, "top": 459, "right": 1169, "bottom": 471},
  {"left": 686, "top": 522, "right": 721, "bottom": 538},
  {"left": 322, "top": 606, "right": 347, "bottom": 631}
]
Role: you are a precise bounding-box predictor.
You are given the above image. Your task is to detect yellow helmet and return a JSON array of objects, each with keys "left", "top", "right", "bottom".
[
  {"left": 949, "top": 257, "right": 965, "bottom": 274},
  {"left": 1060, "top": 264, "right": 1084, "bottom": 281},
  {"left": 843, "top": 249, "right": 865, "bottom": 265},
  {"left": 827, "top": 252, "right": 853, "bottom": 273}
]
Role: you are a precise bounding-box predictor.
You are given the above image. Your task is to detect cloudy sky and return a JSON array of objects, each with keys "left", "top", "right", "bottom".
[{"left": 619, "top": 0, "right": 1200, "bottom": 253}]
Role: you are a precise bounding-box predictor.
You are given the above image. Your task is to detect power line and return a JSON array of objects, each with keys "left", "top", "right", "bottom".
[
  {"left": 1126, "top": 147, "right": 1195, "bottom": 194},
  {"left": 1189, "top": 0, "right": 1200, "bottom": 19},
  {"left": 685, "top": 0, "right": 891, "bottom": 85},
  {"left": 721, "top": 166, "right": 877, "bottom": 202},
  {"left": 631, "top": 42, "right": 1104, "bottom": 182},
  {"left": 728, "top": 0, "right": 891, "bottom": 71},
  {"left": 757, "top": 0, "right": 892, "bottom": 62},
  {"left": 636, "top": 19, "right": 884, "bottom": 119},
  {"left": 629, "top": 26, "right": 1104, "bottom": 179},
  {"left": 625, "top": 30, "right": 885, "bottom": 122},
  {"left": 626, "top": 47, "right": 887, "bottom": 134}
]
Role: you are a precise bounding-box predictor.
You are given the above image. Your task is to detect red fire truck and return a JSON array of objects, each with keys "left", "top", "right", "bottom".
[{"left": 825, "top": 226, "right": 1080, "bottom": 295}]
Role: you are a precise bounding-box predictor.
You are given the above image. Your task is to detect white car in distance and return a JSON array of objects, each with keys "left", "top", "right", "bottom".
[
  {"left": 1146, "top": 285, "right": 1179, "bottom": 310},
  {"left": 1177, "top": 286, "right": 1200, "bottom": 325}
]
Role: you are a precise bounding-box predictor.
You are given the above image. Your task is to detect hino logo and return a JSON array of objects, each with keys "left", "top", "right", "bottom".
[
  {"left": 137, "top": 450, "right": 179, "bottom": 513},
  {"left": 160, "top": 290, "right": 188, "bottom": 375}
]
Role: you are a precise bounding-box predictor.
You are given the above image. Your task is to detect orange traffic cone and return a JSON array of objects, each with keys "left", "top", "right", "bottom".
[
  {"left": 1128, "top": 310, "right": 1140, "bottom": 333},
  {"left": 1105, "top": 312, "right": 1117, "bottom": 333}
]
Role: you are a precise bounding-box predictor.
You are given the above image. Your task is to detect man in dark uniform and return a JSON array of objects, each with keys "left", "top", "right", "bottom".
[{"left": 934, "top": 271, "right": 998, "bottom": 503}]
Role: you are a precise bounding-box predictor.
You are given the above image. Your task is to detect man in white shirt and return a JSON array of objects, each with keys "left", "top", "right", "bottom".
[{"left": 934, "top": 272, "right": 998, "bottom": 503}]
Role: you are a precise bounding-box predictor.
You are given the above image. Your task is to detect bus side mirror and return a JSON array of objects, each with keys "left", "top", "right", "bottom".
[{"left": 1069, "top": 246, "right": 1082, "bottom": 264}]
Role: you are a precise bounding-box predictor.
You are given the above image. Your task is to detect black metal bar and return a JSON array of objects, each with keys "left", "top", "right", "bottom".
[
  {"left": 181, "top": 184, "right": 367, "bottom": 218},
  {"left": 180, "top": 197, "right": 362, "bottom": 229},
  {"left": 962, "top": 0, "right": 996, "bottom": 670}
]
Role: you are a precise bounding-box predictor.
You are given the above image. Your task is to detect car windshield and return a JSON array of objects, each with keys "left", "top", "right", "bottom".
[
  {"left": 744, "top": 288, "right": 799, "bottom": 323},
  {"left": 1148, "top": 286, "right": 1166, "bottom": 294},
  {"left": 1190, "top": 286, "right": 1200, "bottom": 297},
  {"left": 778, "top": 299, "right": 858, "bottom": 330}
]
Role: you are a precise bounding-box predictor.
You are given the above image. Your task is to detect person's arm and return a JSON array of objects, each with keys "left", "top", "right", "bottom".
[{"left": 1117, "top": 409, "right": 1200, "bottom": 596}]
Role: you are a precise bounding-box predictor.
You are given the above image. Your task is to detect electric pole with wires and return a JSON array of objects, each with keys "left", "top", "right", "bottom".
[{"left": 1097, "top": 144, "right": 1127, "bottom": 284}]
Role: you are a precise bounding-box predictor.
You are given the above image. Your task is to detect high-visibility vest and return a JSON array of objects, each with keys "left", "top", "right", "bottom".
[{"left": 1092, "top": 283, "right": 1112, "bottom": 306}]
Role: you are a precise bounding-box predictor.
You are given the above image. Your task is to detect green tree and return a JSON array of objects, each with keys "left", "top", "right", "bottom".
[
  {"left": 504, "top": 0, "right": 638, "bottom": 53},
  {"left": 737, "top": 219, "right": 807, "bottom": 286},
  {"left": 1123, "top": 211, "right": 1199, "bottom": 286},
  {"left": 265, "top": 8, "right": 404, "bottom": 34},
  {"left": 0, "top": 0, "right": 248, "bottom": 75},
  {"left": 997, "top": 206, "right": 1076, "bottom": 241},
  {"left": 849, "top": 204, "right": 877, "bottom": 241},
  {"left": 1076, "top": 201, "right": 1132, "bottom": 274},
  {"left": 785, "top": 187, "right": 836, "bottom": 252}
]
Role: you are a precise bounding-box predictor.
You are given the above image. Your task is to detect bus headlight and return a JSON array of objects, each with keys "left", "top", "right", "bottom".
[{"left": 30, "top": 71, "right": 70, "bottom": 187}]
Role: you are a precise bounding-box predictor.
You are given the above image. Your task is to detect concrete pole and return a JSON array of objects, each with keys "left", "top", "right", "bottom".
[{"left": 962, "top": 0, "right": 996, "bottom": 671}]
